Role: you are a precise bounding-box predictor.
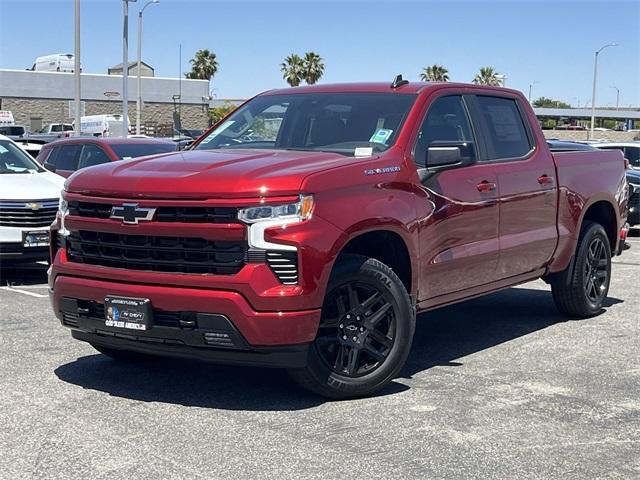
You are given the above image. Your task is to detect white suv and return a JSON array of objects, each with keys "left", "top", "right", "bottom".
[{"left": 0, "top": 135, "right": 64, "bottom": 262}]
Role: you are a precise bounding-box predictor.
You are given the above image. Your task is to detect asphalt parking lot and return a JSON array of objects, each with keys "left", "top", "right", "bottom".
[{"left": 0, "top": 234, "right": 638, "bottom": 480}]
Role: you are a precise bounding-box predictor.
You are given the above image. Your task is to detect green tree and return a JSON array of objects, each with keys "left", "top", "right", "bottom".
[
  {"left": 303, "top": 51, "right": 325, "bottom": 85},
  {"left": 280, "top": 54, "right": 305, "bottom": 87},
  {"left": 473, "top": 66, "right": 501, "bottom": 86},
  {"left": 532, "top": 97, "right": 571, "bottom": 109},
  {"left": 420, "top": 64, "right": 449, "bottom": 82},
  {"left": 208, "top": 101, "right": 238, "bottom": 124},
  {"left": 185, "top": 49, "right": 218, "bottom": 81}
]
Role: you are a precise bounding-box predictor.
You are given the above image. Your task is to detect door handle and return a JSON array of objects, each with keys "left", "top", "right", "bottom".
[
  {"left": 538, "top": 174, "right": 554, "bottom": 185},
  {"left": 476, "top": 180, "right": 496, "bottom": 192}
]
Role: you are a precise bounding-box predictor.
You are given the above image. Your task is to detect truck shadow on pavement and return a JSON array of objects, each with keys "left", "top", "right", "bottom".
[
  {"left": 0, "top": 262, "right": 49, "bottom": 286},
  {"left": 54, "top": 286, "right": 623, "bottom": 410}
]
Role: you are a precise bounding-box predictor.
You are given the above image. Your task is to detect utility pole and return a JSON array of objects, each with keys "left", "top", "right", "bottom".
[
  {"left": 136, "top": 0, "right": 159, "bottom": 135},
  {"left": 610, "top": 86, "right": 620, "bottom": 110},
  {"left": 122, "top": 0, "right": 137, "bottom": 138},
  {"left": 528, "top": 81, "right": 540, "bottom": 103},
  {"left": 73, "top": 0, "right": 81, "bottom": 136},
  {"left": 590, "top": 43, "right": 618, "bottom": 139}
]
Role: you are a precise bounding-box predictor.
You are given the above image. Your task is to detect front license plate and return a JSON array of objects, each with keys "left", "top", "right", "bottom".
[
  {"left": 105, "top": 296, "right": 153, "bottom": 331},
  {"left": 22, "top": 230, "right": 50, "bottom": 247}
]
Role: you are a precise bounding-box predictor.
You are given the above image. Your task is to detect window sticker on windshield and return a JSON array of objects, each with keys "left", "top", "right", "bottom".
[
  {"left": 354, "top": 147, "right": 373, "bottom": 157},
  {"left": 201, "top": 120, "right": 235, "bottom": 143},
  {"left": 369, "top": 128, "right": 393, "bottom": 145}
]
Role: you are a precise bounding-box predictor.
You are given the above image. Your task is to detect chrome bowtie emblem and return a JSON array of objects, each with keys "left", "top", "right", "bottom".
[
  {"left": 110, "top": 203, "right": 156, "bottom": 224},
  {"left": 25, "top": 202, "right": 42, "bottom": 210}
]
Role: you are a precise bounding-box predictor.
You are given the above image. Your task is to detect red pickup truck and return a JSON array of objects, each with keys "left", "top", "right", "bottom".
[{"left": 49, "top": 79, "right": 629, "bottom": 398}]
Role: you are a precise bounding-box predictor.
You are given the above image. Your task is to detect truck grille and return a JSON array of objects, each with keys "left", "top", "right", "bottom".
[
  {"left": 266, "top": 251, "right": 299, "bottom": 285},
  {"left": 66, "top": 230, "right": 246, "bottom": 274},
  {"left": 0, "top": 199, "right": 58, "bottom": 227},
  {"left": 68, "top": 201, "right": 239, "bottom": 223}
]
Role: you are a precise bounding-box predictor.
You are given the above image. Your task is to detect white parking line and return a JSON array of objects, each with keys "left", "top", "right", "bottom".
[{"left": 0, "top": 286, "right": 48, "bottom": 298}]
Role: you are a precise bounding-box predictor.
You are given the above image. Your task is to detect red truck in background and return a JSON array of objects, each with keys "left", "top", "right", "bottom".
[{"left": 49, "top": 79, "right": 629, "bottom": 398}]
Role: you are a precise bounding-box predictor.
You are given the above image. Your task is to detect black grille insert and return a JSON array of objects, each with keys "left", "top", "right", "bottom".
[
  {"left": 266, "top": 250, "right": 298, "bottom": 285},
  {"left": 68, "top": 201, "right": 239, "bottom": 224},
  {"left": 67, "top": 230, "right": 246, "bottom": 274}
]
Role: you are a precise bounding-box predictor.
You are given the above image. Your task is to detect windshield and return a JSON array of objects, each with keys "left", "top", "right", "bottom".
[
  {"left": 0, "top": 140, "right": 43, "bottom": 174},
  {"left": 110, "top": 143, "right": 177, "bottom": 159},
  {"left": 0, "top": 126, "right": 26, "bottom": 136},
  {"left": 195, "top": 92, "right": 417, "bottom": 156}
]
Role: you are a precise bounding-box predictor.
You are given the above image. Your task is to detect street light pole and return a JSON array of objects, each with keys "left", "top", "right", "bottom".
[
  {"left": 122, "top": 0, "right": 137, "bottom": 138},
  {"left": 136, "top": 0, "right": 159, "bottom": 136},
  {"left": 73, "top": 0, "right": 81, "bottom": 136},
  {"left": 610, "top": 86, "right": 620, "bottom": 110},
  {"left": 528, "top": 80, "right": 540, "bottom": 103},
  {"left": 590, "top": 43, "right": 618, "bottom": 139}
]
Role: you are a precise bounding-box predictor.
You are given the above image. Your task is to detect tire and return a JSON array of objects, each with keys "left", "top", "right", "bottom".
[
  {"left": 91, "top": 344, "right": 155, "bottom": 362},
  {"left": 288, "top": 254, "right": 415, "bottom": 399},
  {"left": 551, "top": 221, "right": 612, "bottom": 318}
]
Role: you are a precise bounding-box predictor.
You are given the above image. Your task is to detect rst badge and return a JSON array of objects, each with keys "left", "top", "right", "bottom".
[{"left": 110, "top": 203, "right": 156, "bottom": 224}]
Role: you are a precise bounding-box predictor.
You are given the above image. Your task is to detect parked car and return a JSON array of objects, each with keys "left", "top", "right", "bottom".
[
  {"left": 0, "top": 124, "right": 28, "bottom": 139},
  {"left": 625, "top": 169, "right": 640, "bottom": 227},
  {"left": 0, "top": 135, "right": 64, "bottom": 263},
  {"left": 36, "top": 137, "right": 177, "bottom": 178},
  {"left": 13, "top": 139, "right": 45, "bottom": 158},
  {"left": 591, "top": 142, "right": 640, "bottom": 170},
  {"left": 49, "top": 80, "right": 628, "bottom": 398}
]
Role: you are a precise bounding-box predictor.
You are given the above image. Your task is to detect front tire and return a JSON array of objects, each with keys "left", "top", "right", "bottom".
[
  {"left": 551, "top": 221, "right": 612, "bottom": 318},
  {"left": 289, "top": 254, "right": 415, "bottom": 399}
]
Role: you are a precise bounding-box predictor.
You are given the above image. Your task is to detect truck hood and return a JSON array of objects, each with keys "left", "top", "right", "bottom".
[
  {"left": 1, "top": 170, "right": 64, "bottom": 200},
  {"left": 66, "top": 149, "right": 355, "bottom": 199}
]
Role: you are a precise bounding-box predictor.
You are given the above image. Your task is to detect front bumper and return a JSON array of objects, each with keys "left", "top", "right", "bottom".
[
  {"left": 0, "top": 242, "right": 50, "bottom": 261},
  {"left": 51, "top": 274, "right": 320, "bottom": 367}
]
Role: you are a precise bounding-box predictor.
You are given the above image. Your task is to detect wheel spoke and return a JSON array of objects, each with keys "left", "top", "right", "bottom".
[
  {"left": 363, "top": 340, "right": 386, "bottom": 361},
  {"left": 367, "top": 329, "right": 393, "bottom": 348},
  {"left": 336, "top": 294, "right": 348, "bottom": 316},
  {"left": 361, "top": 291, "right": 381, "bottom": 311},
  {"left": 346, "top": 284, "right": 359, "bottom": 311},
  {"left": 596, "top": 270, "right": 607, "bottom": 279},
  {"left": 333, "top": 344, "right": 346, "bottom": 370},
  {"left": 315, "top": 335, "right": 337, "bottom": 347},
  {"left": 346, "top": 347, "right": 360, "bottom": 375},
  {"left": 366, "top": 302, "right": 392, "bottom": 326},
  {"left": 319, "top": 316, "right": 340, "bottom": 328},
  {"left": 598, "top": 258, "right": 608, "bottom": 268}
]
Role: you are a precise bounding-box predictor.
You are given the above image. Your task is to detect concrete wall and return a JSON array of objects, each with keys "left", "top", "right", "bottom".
[
  {"left": 1, "top": 98, "right": 209, "bottom": 131},
  {"left": 0, "top": 69, "right": 211, "bottom": 131},
  {"left": 542, "top": 130, "right": 640, "bottom": 142}
]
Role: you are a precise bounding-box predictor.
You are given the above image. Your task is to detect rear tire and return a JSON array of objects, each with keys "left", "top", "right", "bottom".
[
  {"left": 91, "top": 344, "right": 154, "bottom": 362},
  {"left": 288, "top": 254, "right": 415, "bottom": 399},
  {"left": 551, "top": 221, "right": 612, "bottom": 318}
]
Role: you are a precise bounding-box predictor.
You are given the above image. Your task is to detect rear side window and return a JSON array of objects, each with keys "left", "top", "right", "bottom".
[
  {"left": 78, "top": 144, "right": 111, "bottom": 169},
  {"left": 625, "top": 147, "right": 640, "bottom": 168},
  {"left": 52, "top": 144, "right": 82, "bottom": 170},
  {"left": 476, "top": 96, "right": 532, "bottom": 160}
]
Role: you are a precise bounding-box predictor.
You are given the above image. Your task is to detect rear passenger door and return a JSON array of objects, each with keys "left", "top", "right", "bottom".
[
  {"left": 46, "top": 144, "right": 82, "bottom": 177},
  {"left": 473, "top": 95, "right": 557, "bottom": 278}
]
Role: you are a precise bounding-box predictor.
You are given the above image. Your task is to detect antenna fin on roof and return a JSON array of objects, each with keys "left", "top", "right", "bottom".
[{"left": 391, "top": 74, "right": 409, "bottom": 89}]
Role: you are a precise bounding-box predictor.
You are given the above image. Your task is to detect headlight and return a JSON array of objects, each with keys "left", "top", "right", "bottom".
[
  {"left": 238, "top": 195, "right": 314, "bottom": 224},
  {"left": 58, "top": 192, "right": 70, "bottom": 236}
]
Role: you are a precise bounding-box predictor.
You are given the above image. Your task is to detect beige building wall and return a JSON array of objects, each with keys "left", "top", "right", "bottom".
[
  {"left": 2, "top": 98, "right": 209, "bottom": 132},
  {"left": 542, "top": 130, "right": 640, "bottom": 142}
]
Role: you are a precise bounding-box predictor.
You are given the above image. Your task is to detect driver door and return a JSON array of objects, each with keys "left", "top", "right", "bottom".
[{"left": 414, "top": 95, "right": 500, "bottom": 302}]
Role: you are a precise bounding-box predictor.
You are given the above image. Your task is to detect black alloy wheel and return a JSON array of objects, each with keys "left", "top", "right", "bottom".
[
  {"left": 583, "top": 236, "right": 609, "bottom": 304},
  {"left": 315, "top": 281, "right": 396, "bottom": 378}
]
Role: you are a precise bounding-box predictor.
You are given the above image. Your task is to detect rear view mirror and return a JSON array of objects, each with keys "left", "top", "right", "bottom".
[{"left": 426, "top": 141, "right": 475, "bottom": 169}]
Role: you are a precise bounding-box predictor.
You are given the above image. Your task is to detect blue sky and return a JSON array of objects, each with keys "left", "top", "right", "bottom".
[{"left": 1, "top": 0, "right": 638, "bottom": 106}]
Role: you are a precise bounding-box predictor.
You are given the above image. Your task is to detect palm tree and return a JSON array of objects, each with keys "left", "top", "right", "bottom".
[
  {"left": 185, "top": 49, "right": 218, "bottom": 81},
  {"left": 303, "top": 52, "right": 325, "bottom": 85},
  {"left": 280, "top": 54, "right": 305, "bottom": 87},
  {"left": 473, "top": 66, "right": 501, "bottom": 86},
  {"left": 420, "top": 64, "right": 449, "bottom": 82}
]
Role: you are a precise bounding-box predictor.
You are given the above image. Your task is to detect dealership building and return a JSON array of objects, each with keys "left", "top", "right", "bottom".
[{"left": 0, "top": 68, "right": 211, "bottom": 134}]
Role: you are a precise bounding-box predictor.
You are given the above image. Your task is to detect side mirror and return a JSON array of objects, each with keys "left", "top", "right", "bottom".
[
  {"left": 426, "top": 141, "right": 475, "bottom": 169},
  {"left": 43, "top": 163, "right": 56, "bottom": 173}
]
